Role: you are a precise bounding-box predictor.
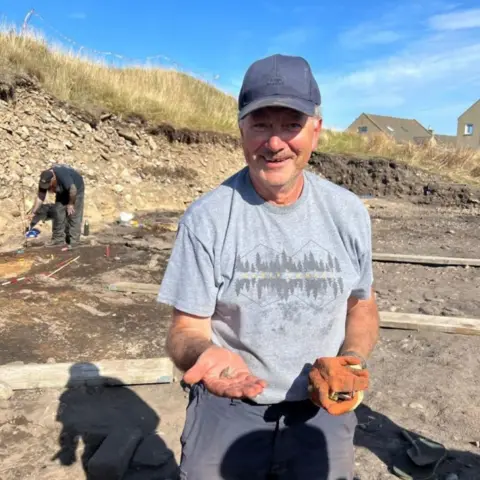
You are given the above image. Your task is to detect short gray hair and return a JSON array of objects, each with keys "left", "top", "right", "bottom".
[
  {"left": 313, "top": 105, "right": 323, "bottom": 119},
  {"left": 238, "top": 106, "right": 322, "bottom": 128}
]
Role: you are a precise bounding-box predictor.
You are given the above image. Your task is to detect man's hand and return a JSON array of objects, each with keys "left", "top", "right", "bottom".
[
  {"left": 66, "top": 205, "right": 75, "bottom": 216},
  {"left": 183, "top": 345, "right": 267, "bottom": 399},
  {"left": 308, "top": 356, "right": 369, "bottom": 415}
]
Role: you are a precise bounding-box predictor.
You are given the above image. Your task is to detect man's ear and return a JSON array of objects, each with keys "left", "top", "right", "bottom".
[
  {"left": 238, "top": 118, "right": 245, "bottom": 139},
  {"left": 311, "top": 117, "right": 323, "bottom": 149}
]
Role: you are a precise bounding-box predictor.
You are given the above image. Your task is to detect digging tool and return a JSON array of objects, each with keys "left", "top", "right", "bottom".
[
  {"left": 402, "top": 430, "right": 447, "bottom": 467},
  {"left": 391, "top": 430, "right": 447, "bottom": 480}
]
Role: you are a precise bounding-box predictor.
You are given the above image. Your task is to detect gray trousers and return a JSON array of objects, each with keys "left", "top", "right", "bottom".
[
  {"left": 52, "top": 193, "right": 84, "bottom": 246},
  {"left": 179, "top": 383, "right": 357, "bottom": 480}
]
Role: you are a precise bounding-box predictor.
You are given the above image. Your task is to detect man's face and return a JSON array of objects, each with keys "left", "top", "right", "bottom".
[
  {"left": 48, "top": 177, "right": 57, "bottom": 193},
  {"left": 239, "top": 106, "right": 322, "bottom": 190}
]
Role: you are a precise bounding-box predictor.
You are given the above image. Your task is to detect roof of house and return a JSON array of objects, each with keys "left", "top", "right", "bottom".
[
  {"left": 433, "top": 134, "right": 457, "bottom": 147},
  {"left": 413, "top": 134, "right": 457, "bottom": 147},
  {"left": 360, "top": 113, "right": 432, "bottom": 143},
  {"left": 458, "top": 99, "right": 480, "bottom": 119}
]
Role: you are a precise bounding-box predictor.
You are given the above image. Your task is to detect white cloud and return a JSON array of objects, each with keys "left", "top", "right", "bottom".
[
  {"left": 317, "top": 29, "right": 480, "bottom": 133},
  {"left": 428, "top": 8, "right": 480, "bottom": 30},
  {"left": 339, "top": 25, "right": 402, "bottom": 49},
  {"left": 69, "top": 12, "right": 87, "bottom": 20}
]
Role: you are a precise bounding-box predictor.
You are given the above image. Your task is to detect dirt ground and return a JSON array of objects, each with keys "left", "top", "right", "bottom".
[{"left": 0, "top": 199, "right": 479, "bottom": 480}]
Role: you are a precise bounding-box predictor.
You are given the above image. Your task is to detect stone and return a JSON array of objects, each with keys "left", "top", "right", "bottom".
[
  {"left": 0, "top": 381, "right": 13, "bottom": 400},
  {"left": 147, "top": 136, "right": 157, "bottom": 151},
  {"left": 47, "top": 141, "right": 64, "bottom": 151},
  {"left": 18, "top": 126, "right": 30, "bottom": 140},
  {"left": 117, "top": 129, "right": 139, "bottom": 146},
  {"left": 49, "top": 109, "right": 64, "bottom": 122},
  {"left": 87, "top": 426, "right": 142, "bottom": 480},
  {"left": 120, "top": 168, "right": 131, "bottom": 180},
  {"left": 114, "top": 184, "right": 124, "bottom": 193},
  {"left": 445, "top": 474, "right": 459, "bottom": 480}
]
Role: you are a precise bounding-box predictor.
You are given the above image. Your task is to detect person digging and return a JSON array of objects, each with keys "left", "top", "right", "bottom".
[
  {"left": 28, "top": 165, "right": 85, "bottom": 248},
  {"left": 158, "top": 53, "right": 379, "bottom": 479}
]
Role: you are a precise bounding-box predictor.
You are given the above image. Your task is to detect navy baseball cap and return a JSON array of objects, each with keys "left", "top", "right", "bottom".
[
  {"left": 238, "top": 54, "right": 321, "bottom": 120},
  {"left": 39, "top": 169, "right": 54, "bottom": 189}
]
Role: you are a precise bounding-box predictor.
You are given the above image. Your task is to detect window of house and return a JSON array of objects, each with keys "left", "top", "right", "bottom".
[
  {"left": 464, "top": 124, "right": 474, "bottom": 135},
  {"left": 358, "top": 126, "right": 368, "bottom": 133}
]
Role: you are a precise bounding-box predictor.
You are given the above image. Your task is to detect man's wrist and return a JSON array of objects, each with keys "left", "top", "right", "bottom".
[{"left": 339, "top": 350, "right": 367, "bottom": 369}]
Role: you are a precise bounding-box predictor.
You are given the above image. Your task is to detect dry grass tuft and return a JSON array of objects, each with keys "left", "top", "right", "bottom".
[{"left": 0, "top": 28, "right": 238, "bottom": 133}]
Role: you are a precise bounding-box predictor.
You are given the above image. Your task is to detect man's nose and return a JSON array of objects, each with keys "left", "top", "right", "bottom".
[{"left": 265, "top": 134, "right": 286, "bottom": 152}]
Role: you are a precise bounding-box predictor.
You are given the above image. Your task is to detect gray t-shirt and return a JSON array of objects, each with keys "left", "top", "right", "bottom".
[{"left": 157, "top": 166, "right": 373, "bottom": 404}]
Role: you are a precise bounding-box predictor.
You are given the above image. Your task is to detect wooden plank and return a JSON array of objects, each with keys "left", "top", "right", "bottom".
[
  {"left": 380, "top": 311, "right": 480, "bottom": 336},
  {"left": 0, "top": 357, "right": 174, "bottom": 391},
  {"left": 107, "top": 281, "right": 480, "bottom": 336},
  {"left": 373, "top": 253, "right": 480, "bottom": 267},
  {"left": 108, "top": 282, "right": 160, "bottom": 295}
]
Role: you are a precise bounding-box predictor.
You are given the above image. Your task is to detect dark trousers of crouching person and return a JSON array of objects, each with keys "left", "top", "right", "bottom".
[{"left": 51, "top": 192, "right": 85, "bottom": 247}]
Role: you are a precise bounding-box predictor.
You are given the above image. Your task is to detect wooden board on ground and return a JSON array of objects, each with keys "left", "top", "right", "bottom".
[
  {"left": 0, "top": 357, "right": 174, "bottom": 391},
  {"left": 108, "top": 282, "right": 160, "bottom": 295},
  {"left": 373, "top": 253, "right": 480, "bottom": 267},
  {"left": 107, "top": 283, "right": 480, "bottom": 336},
  {"left": 380, "top": 312, "right": 480, "bottom": 336}
]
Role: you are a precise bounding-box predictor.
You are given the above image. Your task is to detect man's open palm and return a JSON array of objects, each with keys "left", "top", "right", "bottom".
[{"left": 183, "top": 346, "right": 267, "bottom": 399}]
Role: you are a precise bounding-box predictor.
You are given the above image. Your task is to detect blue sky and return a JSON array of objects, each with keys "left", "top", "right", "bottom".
[{"left": 2, "top": 1, "right": 480, "bottom": 135}]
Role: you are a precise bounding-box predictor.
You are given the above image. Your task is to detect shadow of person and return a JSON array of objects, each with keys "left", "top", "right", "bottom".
[
  {"left": 52, "top": 362, "right": 178, "bottom": 480},
  {"left": 354, "top": 404, "right": 480, "bottom": 479}
]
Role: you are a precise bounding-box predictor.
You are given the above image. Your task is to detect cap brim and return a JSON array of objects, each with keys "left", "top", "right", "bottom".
[{"left": 238, "top": 96, "right": 316, "bottom": 120}]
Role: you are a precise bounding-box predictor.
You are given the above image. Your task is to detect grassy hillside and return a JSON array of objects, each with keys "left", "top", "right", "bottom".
[
  {"left": 1, "top": 29, "right": 479, "bottom": 183},
  {"left": 0, "top": 30, "right": 238, "bottom": 133}
]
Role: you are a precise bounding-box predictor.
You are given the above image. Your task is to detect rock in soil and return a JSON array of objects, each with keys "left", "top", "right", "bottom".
[{"left": 0, "top": 381, "right": 13, "bottom": 400}]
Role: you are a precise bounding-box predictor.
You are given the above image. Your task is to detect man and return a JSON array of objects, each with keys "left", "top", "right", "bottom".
[
  {"left": 29, "top": 164, "right": 85, "bottom": 247},
  {"left": 157, "top": 54, "right": 380, "bottom": 479}
]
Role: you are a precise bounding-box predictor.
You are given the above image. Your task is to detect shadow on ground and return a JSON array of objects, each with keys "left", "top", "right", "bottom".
[
  {"left": 52, "top": 363, "right": 178, "bottom": 480},
  {"left": 355, "top": 404, "right": 480, "bottom": 479}
]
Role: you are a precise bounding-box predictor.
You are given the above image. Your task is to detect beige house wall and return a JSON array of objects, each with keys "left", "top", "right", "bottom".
[
  {"left": 457, "top": 101, "right": 480, "bottom": 149},
  {"left": 347, "top": 114, "right": 383, "bottom": 135}
]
